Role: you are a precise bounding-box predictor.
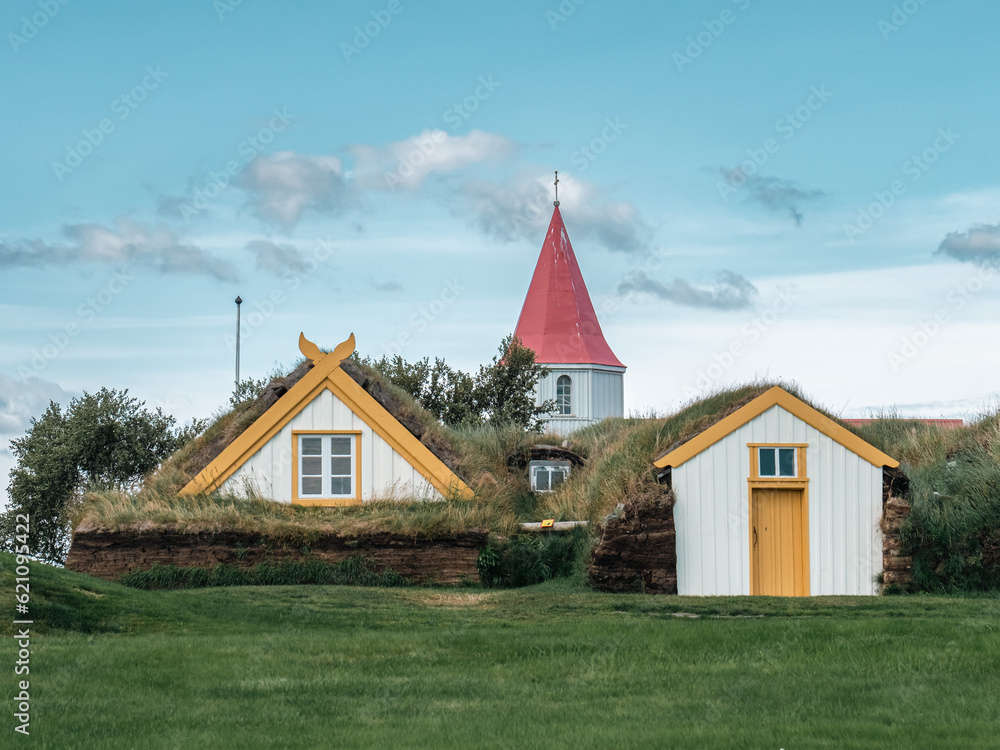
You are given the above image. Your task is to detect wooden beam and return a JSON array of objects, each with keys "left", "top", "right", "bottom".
[{"left": 519, "top": 521, "right": 589, "bottom": 532}]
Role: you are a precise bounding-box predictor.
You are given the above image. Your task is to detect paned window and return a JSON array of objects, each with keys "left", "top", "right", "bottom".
[
  {"left": 556, "top": 375, "right": 572, "bottom": 415},
  {"left": 530, "top": 461, "right": 571, "bottom": 492},
  {"left": 757, "top": 446, "right": 797, "bottom": 478},
  {"left": 299, "top": 434, "right": 355, "bottom": 498}
]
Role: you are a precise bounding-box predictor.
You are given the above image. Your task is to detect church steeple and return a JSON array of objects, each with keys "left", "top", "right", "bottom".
[{"left": 513, "top": 203, "right": 625, "bottom": 368}]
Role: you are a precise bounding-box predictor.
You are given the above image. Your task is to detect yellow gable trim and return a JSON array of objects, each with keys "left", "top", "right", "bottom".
[
  {"left": 653, "top": 386, "right": 898, "bottom": 470},
  {"left": 181, "top": 355, "right": 342, "bottom": 496},
  {"left": 181, "top": 346, "right": 473, "bottom": 500},
  {"left": 324, "top": 368, "right": 473, "bottom": 500}
]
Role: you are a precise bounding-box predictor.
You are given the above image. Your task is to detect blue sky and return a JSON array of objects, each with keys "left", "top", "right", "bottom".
[{"left": 3, "top": 0, "right": 1000, "bottom": 496}]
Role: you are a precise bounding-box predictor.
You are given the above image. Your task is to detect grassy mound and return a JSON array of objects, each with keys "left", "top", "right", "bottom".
[
  {"left": 0, "top": 551, "right": 188, "bottom": 635},
  {"left": 849, "top": 410, "right": 1000, "bottom": 591},
  {"left": 534, "top": 381, "right": 813, "bottom": 523},
  {"left": 77, "top": 473, "right": 518, "bottom": 541}
]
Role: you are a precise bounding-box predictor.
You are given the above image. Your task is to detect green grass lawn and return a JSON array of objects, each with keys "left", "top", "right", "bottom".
[{"left": 4, "top": 554, "right": 1000, "bottom": 749}]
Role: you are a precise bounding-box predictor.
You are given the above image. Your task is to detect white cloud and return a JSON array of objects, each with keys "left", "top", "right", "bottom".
[
  {"left": 938, "top": 223, "right": 1000, "bottom": 262},
  {"left": 227, "top": 133, "right": 655, "bottom": 257},
  {"left": 447, "top": 172, "right": 654, "bottom": 254},
  {"left": 245, "top": 239, "right": 307, "bottom": 274},
  {"left": 0, "top": 218, "right": 238, "bottom": 281},
  {"left": 618, "top": 270, "right": 758, "bottom": 310},
  {"left": 238, "top": 151, "right": 349, "bottom": 227},
  {"left": 616, "top": 263, "right": 1000, "bottom": 417},
  {"left": 718, "top": 170, "right": 825, "bottom": 226},
  {"left": 217, "top": 131, "right": 655, "bottom": 259},
  {"left": 350, "top": 129, "right": 518, "bottom": 191}
]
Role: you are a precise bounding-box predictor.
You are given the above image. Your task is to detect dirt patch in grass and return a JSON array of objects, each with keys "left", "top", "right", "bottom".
[
  {"left": 402, "top": 591, "right": 494, "bottom": 609},
  {"left": 73, "top": 588, "right": 105, "bottom": 598}
]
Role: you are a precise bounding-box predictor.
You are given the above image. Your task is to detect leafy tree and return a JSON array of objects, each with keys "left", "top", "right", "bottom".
[
  {"left": 1, "top": 403, "right": 77, "bottom": 565},
  {"left": 426, "top": 359, "right": 478, "bottom": 426},
  {"left": 1, "top": 388, "right": 198, "bottom": 564},
  {"left": 472, "top": 335, "right": 554, "bottom": 432},
  {"left": 361, "top": 335, "right": 553, "bottom": 431},
  {"left": 362, "top": 356, "right": 431, "bottom": 404}
]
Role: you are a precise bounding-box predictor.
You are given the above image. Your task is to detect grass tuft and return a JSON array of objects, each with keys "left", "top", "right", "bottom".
[{"left": 77, "top": 482, "right": 518, "bottom": 542}]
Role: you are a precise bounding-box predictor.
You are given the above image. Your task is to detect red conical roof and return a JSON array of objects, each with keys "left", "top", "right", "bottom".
[{"left": 513, "top": 205, "right": 625, "bottom": 368}]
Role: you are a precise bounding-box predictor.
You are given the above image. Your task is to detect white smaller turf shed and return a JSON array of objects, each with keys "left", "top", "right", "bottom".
[{"left": 654, "top": 387, "right": 899, "bottom": 597}]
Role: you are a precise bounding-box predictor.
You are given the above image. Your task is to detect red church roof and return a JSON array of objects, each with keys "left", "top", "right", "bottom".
[{"left": 513, "top": 205, "right": 625, "bottom": 368}]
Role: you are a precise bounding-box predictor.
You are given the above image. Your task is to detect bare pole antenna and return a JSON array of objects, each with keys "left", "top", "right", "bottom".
[
  {"left": 234, "top": 296, "right": 242, "bottom": 399},
  {"left": 553, "top": 170, "right": 560, "bottom": 207}
]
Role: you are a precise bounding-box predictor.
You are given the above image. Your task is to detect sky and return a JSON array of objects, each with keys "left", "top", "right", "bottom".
[{"left": 3, "top": 0, "right": 1000, "bottom": 500}]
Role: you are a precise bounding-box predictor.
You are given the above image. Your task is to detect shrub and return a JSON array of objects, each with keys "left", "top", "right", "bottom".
[
  {"left": 900, "top": 448, "right": 1000, "bottom": 592},
  {"left": 477, "top": 527, "right": 589, "bottom": 588}
]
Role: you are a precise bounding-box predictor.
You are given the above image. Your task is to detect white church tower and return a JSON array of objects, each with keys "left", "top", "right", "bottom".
[{"left": 513, "top": 195, "right": 626, "bottom": 435}]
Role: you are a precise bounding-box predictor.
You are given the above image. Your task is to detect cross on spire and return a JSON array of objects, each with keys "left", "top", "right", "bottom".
[{"left": 553, "top": 170, "right": 560, "bottom": 207}]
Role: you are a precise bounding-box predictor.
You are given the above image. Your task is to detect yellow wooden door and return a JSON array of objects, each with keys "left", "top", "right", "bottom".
[{"left": 751, "top": 488, "right": 808, "bottom": 596}]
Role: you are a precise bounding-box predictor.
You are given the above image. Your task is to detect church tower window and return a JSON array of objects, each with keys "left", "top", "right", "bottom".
[{"left": 556, "top": 375, "right": 572, "bottom": 415}]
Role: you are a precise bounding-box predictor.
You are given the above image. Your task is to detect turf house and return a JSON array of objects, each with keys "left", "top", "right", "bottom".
[
  {"left": 653, "top": 386, "right": 901, "bottom": 597},
  {"left": 181, "top": 333, "right": 472, "bottom": 506}
]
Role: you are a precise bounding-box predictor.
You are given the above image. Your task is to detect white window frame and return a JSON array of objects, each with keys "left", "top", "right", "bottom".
[
  {"left": 555, "top": 375, "right": 572, "bottom": 416},
  {"left": 296, "top": 432, "right": 358, "bottom": 501},
  {"left": 757, "top": 446, "right": 798, "bottom": 478},
  {"left": 529, "top": 460, "right": 571, "bottom": 493}
]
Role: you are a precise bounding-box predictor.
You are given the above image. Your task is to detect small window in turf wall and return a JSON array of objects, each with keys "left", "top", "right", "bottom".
[{"left": 529, "top": 460, "right": 571, "bottom": 492}]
